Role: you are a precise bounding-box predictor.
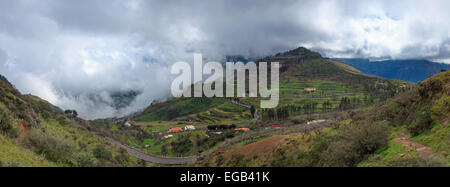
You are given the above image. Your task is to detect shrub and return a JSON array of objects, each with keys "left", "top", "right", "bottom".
[
  {"left": 227, "top": 154, "right": 248, "bottom": 167},
  {"left": 93, "top": 145, "right": 113, "bottom": 161},
  {"left": 406, "top": 107, "right": 433, "bottom": 136},
  {"left": 270, "top": 147, "right": 295, "bottom": 167},
  {"left": 318, "top": 121, "right": 390, "bottom": 166},
  {"left": 0, "top": 160, "right": 21, "bottom": 167},
  {"left": 26, "top": 129, "right": 75, "bottom": 162},
  {"left": 71, "top": 152, "right": 95, "bottom": 167},
  {"left": 171, "top": 134, "right": 193, "bottom": 155},
  {"left": 0, "top": 110, "right": 19, "bottom": 138},
  {"left": 292, "top": 118, "right": 306, "bottom": 124},
  {"left": 114, "top": 154, "right": 130, "bottom": 166},
  {"left": 390, "top": 157, "right": 448, "bottom": 167},
  {"left": 215, "top": 155, "right": 225, "bottom": 166}
]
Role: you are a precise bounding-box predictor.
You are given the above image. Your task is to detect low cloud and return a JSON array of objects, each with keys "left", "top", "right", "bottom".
[{"left": 0, "top": 0, "right": 449, "bottom": 119}]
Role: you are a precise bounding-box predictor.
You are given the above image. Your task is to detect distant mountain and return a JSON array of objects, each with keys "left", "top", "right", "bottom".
[{"left": 333, "top": 58, "right": 450, "bottom": 83}]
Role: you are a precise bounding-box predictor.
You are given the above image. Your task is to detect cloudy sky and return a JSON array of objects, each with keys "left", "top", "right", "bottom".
[{"left": 0, "top": 0, "right": 449, "bottom": 119}]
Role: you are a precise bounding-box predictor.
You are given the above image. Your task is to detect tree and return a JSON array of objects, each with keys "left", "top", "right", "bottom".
[
  {"left": 64, "top": 109, "right": 78, "bottom": 117},
  {"left": 250, "top": 105, "right": 256, "bottom": 119}
]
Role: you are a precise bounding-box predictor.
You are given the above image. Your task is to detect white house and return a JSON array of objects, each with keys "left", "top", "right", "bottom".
[
  {"left": 184, "top": 125, "right": 196, "bottom": 130},
  {"left": 124, "top": 121, "right": 132, "bottom": 127},
  {"left": 307, "top": 119, "right": 326, "bottom": 125}
]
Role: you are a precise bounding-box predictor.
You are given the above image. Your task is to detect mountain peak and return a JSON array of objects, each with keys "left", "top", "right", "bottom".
[{"left": 277, "top": 46, "right": 322, "bottom": 58}]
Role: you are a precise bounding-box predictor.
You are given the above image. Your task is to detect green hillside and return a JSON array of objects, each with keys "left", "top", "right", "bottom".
[
  {"left": 201, "top": 70, "right": 449, "bottom": 167},
  {"left": 0, "top": 75, "right": 142, "bottom": 167},
  {"left": 102, "top": 47, "right": 411, "bottom": 158},
  {"left": 1, "top": 47, "right": 429, "bottom": 167}
]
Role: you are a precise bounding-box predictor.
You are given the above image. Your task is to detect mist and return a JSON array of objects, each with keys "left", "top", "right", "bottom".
[{"left": 0, "top": 0, "right": 449, "bottom": 119}]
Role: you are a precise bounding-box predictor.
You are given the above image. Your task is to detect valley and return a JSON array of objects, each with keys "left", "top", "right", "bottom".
[{"left": 0, "top": 47, "right": 447, "bottom": 167}]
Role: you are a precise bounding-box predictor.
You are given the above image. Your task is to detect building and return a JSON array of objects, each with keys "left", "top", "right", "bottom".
[
  {"left": 184, "top": 125, "right": 196, "bottom": 131},
  {"left": 124, "top": 120, "right": 132, "bottom": 127},
  {"left": 304, "top": 88, "right": 316, "bottom": 92},
  {"left": 307, "top": 119, "right": 327, "bottom": 125},
  {"left": 162, "top": 134, "right": 174, "bottom": 140},
  {"left": 235, "top": 128, "right": 250, "bottom": 132},
  {"left": 167, "top": 128, "right": 183, "bottom": 133}
]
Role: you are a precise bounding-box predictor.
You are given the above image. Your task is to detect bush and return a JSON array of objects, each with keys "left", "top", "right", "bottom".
[
  {"left": 171, "top": 134, "right": 193, "bottom": 155},
  {"left": 71, "top": 152, "right": 95, "bottom": 167},
  {"left": 0, "top": 110, "right": 19, "bottom": 138},
  {"left": 114, "top": 154, "right": 130, "bottom": 166},
  {"left": 406, "top": 107, "right": 433, "bottom": 136},
  {"left": 390, "top": 157, "right": 448, "bottom": 167},
  {"left": 26, "top": 129, "right": 75, "bottom": 162},
  {"left": 93, "top": 145, "right": 112, "bottom": 161},
  {"left": 215, "top": 155, "right": 225, "bottom": 166},
  {"left": 292, "top": 118, "right": 306, "bottom": 124},
  {"left": 318, "top": 121, "right": 390, "bottom": 166},
  {"left": 0, "top": 160, "right": 21, "bottom": 167},
  {"left": 226, "top": 154, "right": 248, "bottom": 167}
]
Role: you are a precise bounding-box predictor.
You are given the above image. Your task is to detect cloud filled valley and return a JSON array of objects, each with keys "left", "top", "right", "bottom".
[{"left": 0, "top": 0, "right": 449, "bottom": 119}]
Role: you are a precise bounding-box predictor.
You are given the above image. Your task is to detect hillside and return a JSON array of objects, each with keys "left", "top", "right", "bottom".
[
  {"left": 136, "top": 47, "right": 409, "bottom": 122},
  {"left": 100, "top": 47, "right": 411, "bottom": 159},
  {"left": 0, "top": 47, "right": 420, "bottom": 167},
  {"left": 0, "top": 74, "right": 143, "bottom": 166},
  {"left": 201, "top": 70, "right": 449, "bottom": 167},
  {"left": 334, "top": 58, "right": 450, "bottom": 83}
]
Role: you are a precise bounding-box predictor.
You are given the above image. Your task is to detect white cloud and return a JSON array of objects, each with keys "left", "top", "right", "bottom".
[{"left": 0, "top": 0, "right": 449, "bottom": 119}]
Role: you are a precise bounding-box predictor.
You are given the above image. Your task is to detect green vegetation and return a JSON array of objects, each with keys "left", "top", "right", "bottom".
[
  {"left": 0, "top": 74, "right": 143, "bottom": 167},
  {"left": 1, "top": 47, "right": 446, "bottom": 167},
  {"left": 202, "top": 70, "right": 449, "bottom": 167},
  {"left": 0, "top": 107, "right": 18, "bottom": 138},
  {"left": 135, "top": 97, "right": 228, "bottom": 121}
]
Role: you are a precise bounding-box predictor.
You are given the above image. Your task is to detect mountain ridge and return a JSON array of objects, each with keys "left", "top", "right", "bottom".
[{"left": 334, "top": 58, "right": 450, "bottom": 83}]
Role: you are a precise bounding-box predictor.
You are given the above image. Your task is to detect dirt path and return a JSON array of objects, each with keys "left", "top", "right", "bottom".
[{"left": 395, "top": 132, "right": 434, "bottom": 157}]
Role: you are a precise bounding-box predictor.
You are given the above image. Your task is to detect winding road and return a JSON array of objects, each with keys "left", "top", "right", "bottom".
[
  {"left": 106, "top": 97, "right": 348, "bottom": 165},
  {"left": 107, "top": 118, "right": 337, "bottom": 165},
  {"left": 107, "top": 138, "right": 197, "bottom": 165}
]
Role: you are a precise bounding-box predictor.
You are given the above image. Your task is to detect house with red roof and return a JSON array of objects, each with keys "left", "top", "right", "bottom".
[
  {"left": 167, "top": 128, "right": 183, "bottom": 133},
  {"left": 235, "top": 128, "right": 250, "bottom": 132}
]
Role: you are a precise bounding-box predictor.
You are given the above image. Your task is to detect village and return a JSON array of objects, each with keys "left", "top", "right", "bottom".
[{"left": 112, "top": 116, "right": 329, "bottom": 155}]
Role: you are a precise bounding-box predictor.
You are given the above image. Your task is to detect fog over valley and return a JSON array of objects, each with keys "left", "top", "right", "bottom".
[{"left": 1, "top": 0, "right": 449, "bottom": 119}]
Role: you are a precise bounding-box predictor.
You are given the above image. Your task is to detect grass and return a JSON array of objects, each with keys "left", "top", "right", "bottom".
[
  {"left": 358, "top": 139, "right": 414, "bottom": 167},
  {"left": 410, "top": 121, "right": 449, "bottom": 155},
  {"left": 0, "top": 134, "right": 57, "bottom": 167}
]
